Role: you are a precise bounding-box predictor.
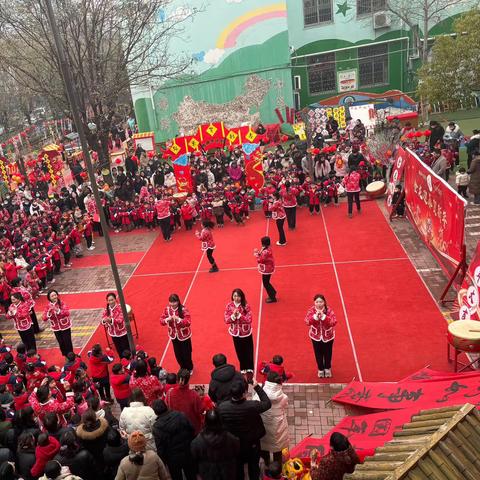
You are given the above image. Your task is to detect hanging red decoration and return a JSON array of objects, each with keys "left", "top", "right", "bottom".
[
  {"left": 312, "top": 148, "right": 320, "bottom": 155},
  {"left": 424, "top": 130, "right": 432, "bottom": 137},
  {"left": 147, "top": 151, "right": 154, "bottom": 158},
  {"left": 280, "top": 135, "right": 289, "bottom": 143},
  {"left": 114, "top": 158, "right": 122, "bottom": 165}
]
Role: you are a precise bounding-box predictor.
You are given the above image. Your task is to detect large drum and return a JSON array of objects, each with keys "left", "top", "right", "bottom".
[
  {"left": 173, "top": 192, "right": 188, "bottom": 205},
  {"left": 366, "top": 181, "right": 386, "bottom": 199},
  {"left": 448, "top": 320, "right": 480, "bottom": 352}
]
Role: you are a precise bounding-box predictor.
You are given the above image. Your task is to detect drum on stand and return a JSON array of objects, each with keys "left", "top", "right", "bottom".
[
  {"left": 366, "top": 181, "right": 386, "bottom": 199},
  {"left": 173, "top": 192, "right": 188, "bottom": 205},
  {"left": 447, "top": 320, "right": 480, "bottom": 372}
]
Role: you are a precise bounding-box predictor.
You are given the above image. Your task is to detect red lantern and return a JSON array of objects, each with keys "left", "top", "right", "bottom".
[
  {"left": 406, "top": 132, "right": 415, "bottom": 139},
  {"left": 312, "top": 148, "right": 320, "bottom": 155},
  {"left": 424, "top": 130, "right": 432, "bottom": 137},
  {"left": 281, "top": 135, "right": 289, "bottom": 143},
  {"left": 415, "top": 131, "right": 423, "bottom": 138},
  {"left": 162, "top": 152, "right": 170, "bottom": 160},
  {"left": 147, "top": 151, "right": 154, "bottom": 158},
  {"left": 115, "top": 158, "right": 122, "bottom": 165},
  {"left": 228, "top": 145, "right": 235, "bottom": 152},
  {"left": 20, "top": 132, "right": 27, "bottom": 138}
]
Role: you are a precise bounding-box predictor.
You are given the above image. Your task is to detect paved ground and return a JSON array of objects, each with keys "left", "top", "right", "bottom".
[{"left": 1, "top": 198, "right": 475, "bottom": 448}]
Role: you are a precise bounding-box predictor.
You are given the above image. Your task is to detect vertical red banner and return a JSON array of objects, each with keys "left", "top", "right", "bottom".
[
  {"left": 173, "top": 155, "right": 193, "bottom": 193},
  {"left": 386, "top": 146, "right": 407, "bottom": 209}
]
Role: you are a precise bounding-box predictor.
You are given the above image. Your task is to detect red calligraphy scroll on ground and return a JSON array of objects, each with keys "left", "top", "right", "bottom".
[
  {"left": 404, "top": 148, "right": 466, "bottom": 273},
  {"left": 333, "top": 375, "right": 480, "bottom": 410}
]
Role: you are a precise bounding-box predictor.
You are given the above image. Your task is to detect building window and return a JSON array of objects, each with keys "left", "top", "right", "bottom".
[
  {"left": 307, "top": 52, "right": 336, "bottom": 95},
  {"left": 303, "top": 0, "right": 333, "bottom": 26},
  {"left": 357, "top": 0, "right": 386, "bottom": 15},
  {"left": 358, "top": 44, "right": 388, "bottom": 87}
]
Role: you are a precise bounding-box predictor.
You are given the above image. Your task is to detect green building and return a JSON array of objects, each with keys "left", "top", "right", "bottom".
[{"left": 131, "top": 1, "right": 469, "bottom": 141}]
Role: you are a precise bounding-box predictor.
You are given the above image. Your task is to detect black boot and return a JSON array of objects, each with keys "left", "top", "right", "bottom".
[{"left": 209, "top": 263, "right": 219, "bottom": 273}]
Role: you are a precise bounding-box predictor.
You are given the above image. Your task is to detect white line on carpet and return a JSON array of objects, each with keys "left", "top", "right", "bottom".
[{"left": 320, "top": 209, "right": 363, "bottom": 382}]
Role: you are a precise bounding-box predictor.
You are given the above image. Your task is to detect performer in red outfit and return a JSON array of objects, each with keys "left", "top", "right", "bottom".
[
  {"left": 102, "top": 292, "right": 130, "bottom": 357},
  {"left": 43, "top": 289, "right": 73, "bottom": 356},
  {"left": 280, "top": 181, "right": 299, "bottom": 230},
  {"left": 6, "top": 292, "right": 36, "bottom": 351},
  {"left": 155, "top": 195, "right": 172, "bottom": 241},
  {"left": 160, "top": 294, "right": 193, "bottom": 372},
  {"left": 195, "top": 220, "right": 219, "bottom": 273},
  {"left": 270, "top": 192, "right": 287, "bottom": 246},
  {"left": 224, "top": 288, "right": 254, "bottom": 377},
  {"left": 254, "top": 236, "right": 277, "bottom": 303},
  {"left": 304, "top": 294, "right": 337, "bottom": 378}
]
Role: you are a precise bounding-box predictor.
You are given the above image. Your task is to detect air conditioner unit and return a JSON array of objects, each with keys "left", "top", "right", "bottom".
[
  {"left": 373, "top": 11, "right": 391, "bottom": 29},
  {"left": 293, "top": 75, "right": 301, "bottom": 91}
]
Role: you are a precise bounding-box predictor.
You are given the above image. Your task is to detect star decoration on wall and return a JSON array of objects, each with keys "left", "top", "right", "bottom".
[{"left": 336, "top": 1, "right": 351, "bottom": 16}]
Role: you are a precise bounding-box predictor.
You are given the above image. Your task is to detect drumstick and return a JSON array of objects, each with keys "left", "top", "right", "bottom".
[{"left": 468, "top": 329, "right": 480, "bottom": 333}]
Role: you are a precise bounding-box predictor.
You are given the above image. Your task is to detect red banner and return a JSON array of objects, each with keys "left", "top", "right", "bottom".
[
  {"left": 172, "top": 163, "right": 193, "bottom": 193},
  {"left": 290, "top": 408, "right": 416, "bottom": 461},
  {"left": 333, "top": 375, "right": 480, "bottom": 410},
  {"left": 386, "top": 146, "right": 407, "bottom": 209},
  {"left": 245, "top": 148, "right": 265, "bottom": 194},
  {"left": 404, "top": 148, "right": 466, "bottom": 269},
  {"left": 457, "top": 242, "right": 480, "bottom": 321},
  {"left": 197, "top": 122, "right": 226, "bottom": 150},
  {"left": 401, "top": 367, "right": 480, "bottom": 382}
]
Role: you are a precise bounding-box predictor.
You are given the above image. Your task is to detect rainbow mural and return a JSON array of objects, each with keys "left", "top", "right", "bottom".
[{"left": 216, "top": 2, "right": 287, "bottom": 49}]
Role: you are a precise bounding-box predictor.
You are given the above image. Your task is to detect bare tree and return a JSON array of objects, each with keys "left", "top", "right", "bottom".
[
  {"left": 0, "top": 0, "right": 198, "bottom": 165},
  {"left": 386, "top": 0, "right": 477, "bottom": 63}
]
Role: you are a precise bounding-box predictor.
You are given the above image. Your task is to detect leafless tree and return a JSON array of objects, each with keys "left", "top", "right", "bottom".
[{"left": 0, "top": 0, "right": 198, "bottom": 164}]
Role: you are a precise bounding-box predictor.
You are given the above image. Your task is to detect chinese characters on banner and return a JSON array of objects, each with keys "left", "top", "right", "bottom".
[
  {"left": 172, "top": 155, "right": 193, "bottom": 193},
  {"left": 242, "top": 143, "right": 265, "bottom": 194},
  {"left": 403, "top": 148, "right": 466, "bottom": 270},
  {"left": 457, "top": 242, "right": 480, "bottom": 321},
  {"left": 333, "top": 375, "right": 480, "bottom": 410},
  {"left": 386, "top": 146, "right": 407, "bottom": 209}
]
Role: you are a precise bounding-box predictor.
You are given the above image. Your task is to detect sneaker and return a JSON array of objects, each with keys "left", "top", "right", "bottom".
[
  {"left": 209, "top": 265, "right": 219, "bottom": 273},
  {"left": 49, "top": 279, "right": 56, "bottom": 284},
  {"left": 265, "top": 297, "right": 277, "bottom": 304},
  {"left": 348, "top": 213, "right": 353, "bottom": 218},
  {"left": 87, "top": 246, "right": 95, "bottom": 251},
  {"left": 276, "top": 241, "right": 287, "bottom": 246},
  {"left": 189, "top": 368, "right": 194, "bottom": 376},
  {"left": 324, "top": 369, "right": 332, "bottom": 378},
  {"left": 318, "top": 370, "right": 325, "bottom": 378}
]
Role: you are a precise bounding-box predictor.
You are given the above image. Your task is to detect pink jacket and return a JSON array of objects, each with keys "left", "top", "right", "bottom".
[
  {"left": 304, "top": 306, "right": 337, "bottom": 342},
  {"left": 270, "top": 200, "right": 286, "bottom": 220},
  {"left": 343, "top": 171, "right": 361, "bottom": 193},
  {"left": 255, "top": 247, "right": 275, "bottom": 275},
  {"left": 7, "top": 301, "right": 32, "bottom": 331},
  {"left": 160, "top": 305, "right": 192, "bottom": 341},
  {"left": 196, "top": 227, "right": 215, "bottom": 250},
  {"left": 102, "top": 303, "right": 127, "bottom": 337},
  {"left": 43, "top": 301, "right": 72, "bottom": 331},
  {"left": 224, "top": 301, "right": 253, "bottom": 337},
  {"left": 155, "top": 199, "right": 171, "bottom": 219},
  {"left": 281, "top": 187, "right": 299, "bottom": 207}
]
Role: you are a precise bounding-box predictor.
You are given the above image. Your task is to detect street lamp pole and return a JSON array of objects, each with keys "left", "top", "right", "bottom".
[{"left": 43, "top": 0, "right": 135, "bottom": 352}]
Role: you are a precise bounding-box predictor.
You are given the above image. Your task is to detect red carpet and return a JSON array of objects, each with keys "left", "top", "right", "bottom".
[
  {"left": 70, "top": 251, "right": 145, "bottom": 269},
  {"left": 37, "top": 200, "right": 449, "bottom": 385}
]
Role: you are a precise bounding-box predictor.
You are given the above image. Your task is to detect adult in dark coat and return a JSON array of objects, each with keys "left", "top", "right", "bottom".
[
  {"left": 16, "top": 432, "right": 36, "bottom": 480},
  {"left": 54, "top": 430, "right": 97, "bottom": 480},
  {"left": 125, "top": 156, "right": 138, "bottom": 177},
  {"left": 152, "top": 399, "right": 195, "bottom": 480},
  {"left": 191, "top": 409, "right": 240, "bottom": 480},
  {"left": 208, "top": 353, "right": 245, "bottom": 404},
  {"left": 468, "top": 154, "right": 480, "bottom": 204},
  {"left": 75, "top": 410, "right": 110, "bottom": 470},
  {"left": 102, "top": 428, "right": 129, "bottom": 480},
  {"left": 429, "top": 121, "right": 445, "bottom": 151},
  {"left": 217, "top": 380, "right": 271, "bottom": 480}
]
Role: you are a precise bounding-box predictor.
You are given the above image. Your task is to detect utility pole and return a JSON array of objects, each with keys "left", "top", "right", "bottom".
[{"left": 43, "top": 0, "right": 135, "bottom": 352}]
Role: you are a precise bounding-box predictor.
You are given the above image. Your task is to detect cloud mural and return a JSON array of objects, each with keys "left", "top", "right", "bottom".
[{"left": 203, "top": 48, "right": 225, "bottom": 64}]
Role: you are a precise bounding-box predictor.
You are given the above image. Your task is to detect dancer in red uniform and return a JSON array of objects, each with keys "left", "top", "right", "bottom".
[
  {"left": 304, "top": 294, "right": 337, "bottom": 378},
  {"left": 102, "top": 293, "right": 130, "bottom": 357},
  {"left": 43, "top": 289, "right": 73, "bottom": 356},
  {"left": 160, "top": 293, "right": 193, "bottom": 373},
  {"left": 7, "top": 292, "right": 36, "bottom": 351},
  {"left": 195, "top": 220, "right": 219, "bottom": 273},
  {"left": 270, "top": 192, "right": 287, "bottom": 246},
  {"left": 254, "top": 236, "right": 277, "bottom": 303},
  {"left": 155, "top": 195, "right": 172, "bottom": 241},
  {"left": 280, "top": 181, "right": 299, "bottom": 230},
  {"left": 224, "top": 288, "right": 254, "bottom": 378}
]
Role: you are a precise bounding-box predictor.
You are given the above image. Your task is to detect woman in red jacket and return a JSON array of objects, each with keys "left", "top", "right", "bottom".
[
  {"left": 280, "top": 181, "right": 299, "bottom": 230},
  {"left": 224, "top": 288, "right": 254, "bottom": 378},
  {"left": 43, "top": 289, "right": 73, "bottom": 357},
  {"left": 195, "top": 220, "right": 219, "bottom": 273},
  {"left": 270, "top": 192, "right": 287, "bottom": 246},
  {"left": 160, "top": 293, "right": 193, "bottom": 373},
  {"left": 343, "top": 167, "right": 361, "bottom": 218},
  {"left": 102, "top": 292, "right": 130, "bottom": 357},
  {"left": 254, "top": 236, "right": 277, "bottom": 303},
  {"left": 305, "top": 294, "right": 337, "bottom": 378},
  {"left": 7, "top": 292, "right": 36, "bottom": 352}
]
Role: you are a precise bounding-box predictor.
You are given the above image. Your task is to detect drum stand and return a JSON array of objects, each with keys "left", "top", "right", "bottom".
[{"left": 447, "top": 341, "right": 480, "bottom": 372}]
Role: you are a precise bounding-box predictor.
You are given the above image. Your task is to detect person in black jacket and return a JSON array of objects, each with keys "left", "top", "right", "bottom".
[
  {"left": 217, "top": 379, "right": 271, "bottom": 480},
  {"left": 54, "top": 430, "right": 96, "bottom": 480},
  {"left": 208, "top": 353, "right": 245, "bottom": 404},
  {"left": 429, "top": 121, "right": 445, "bottom": 151},
  {"left": 16, "top": 432, "right": 36, "bottom": 480},
  {"left": 191, "top": 409, "right": 240, "bottom": 480},
  {"left": 152, "top": 399, "right": 195, "bottom": 480},
  {"left": 102, "top": 428, "right": 129, "bottom": 480}
]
